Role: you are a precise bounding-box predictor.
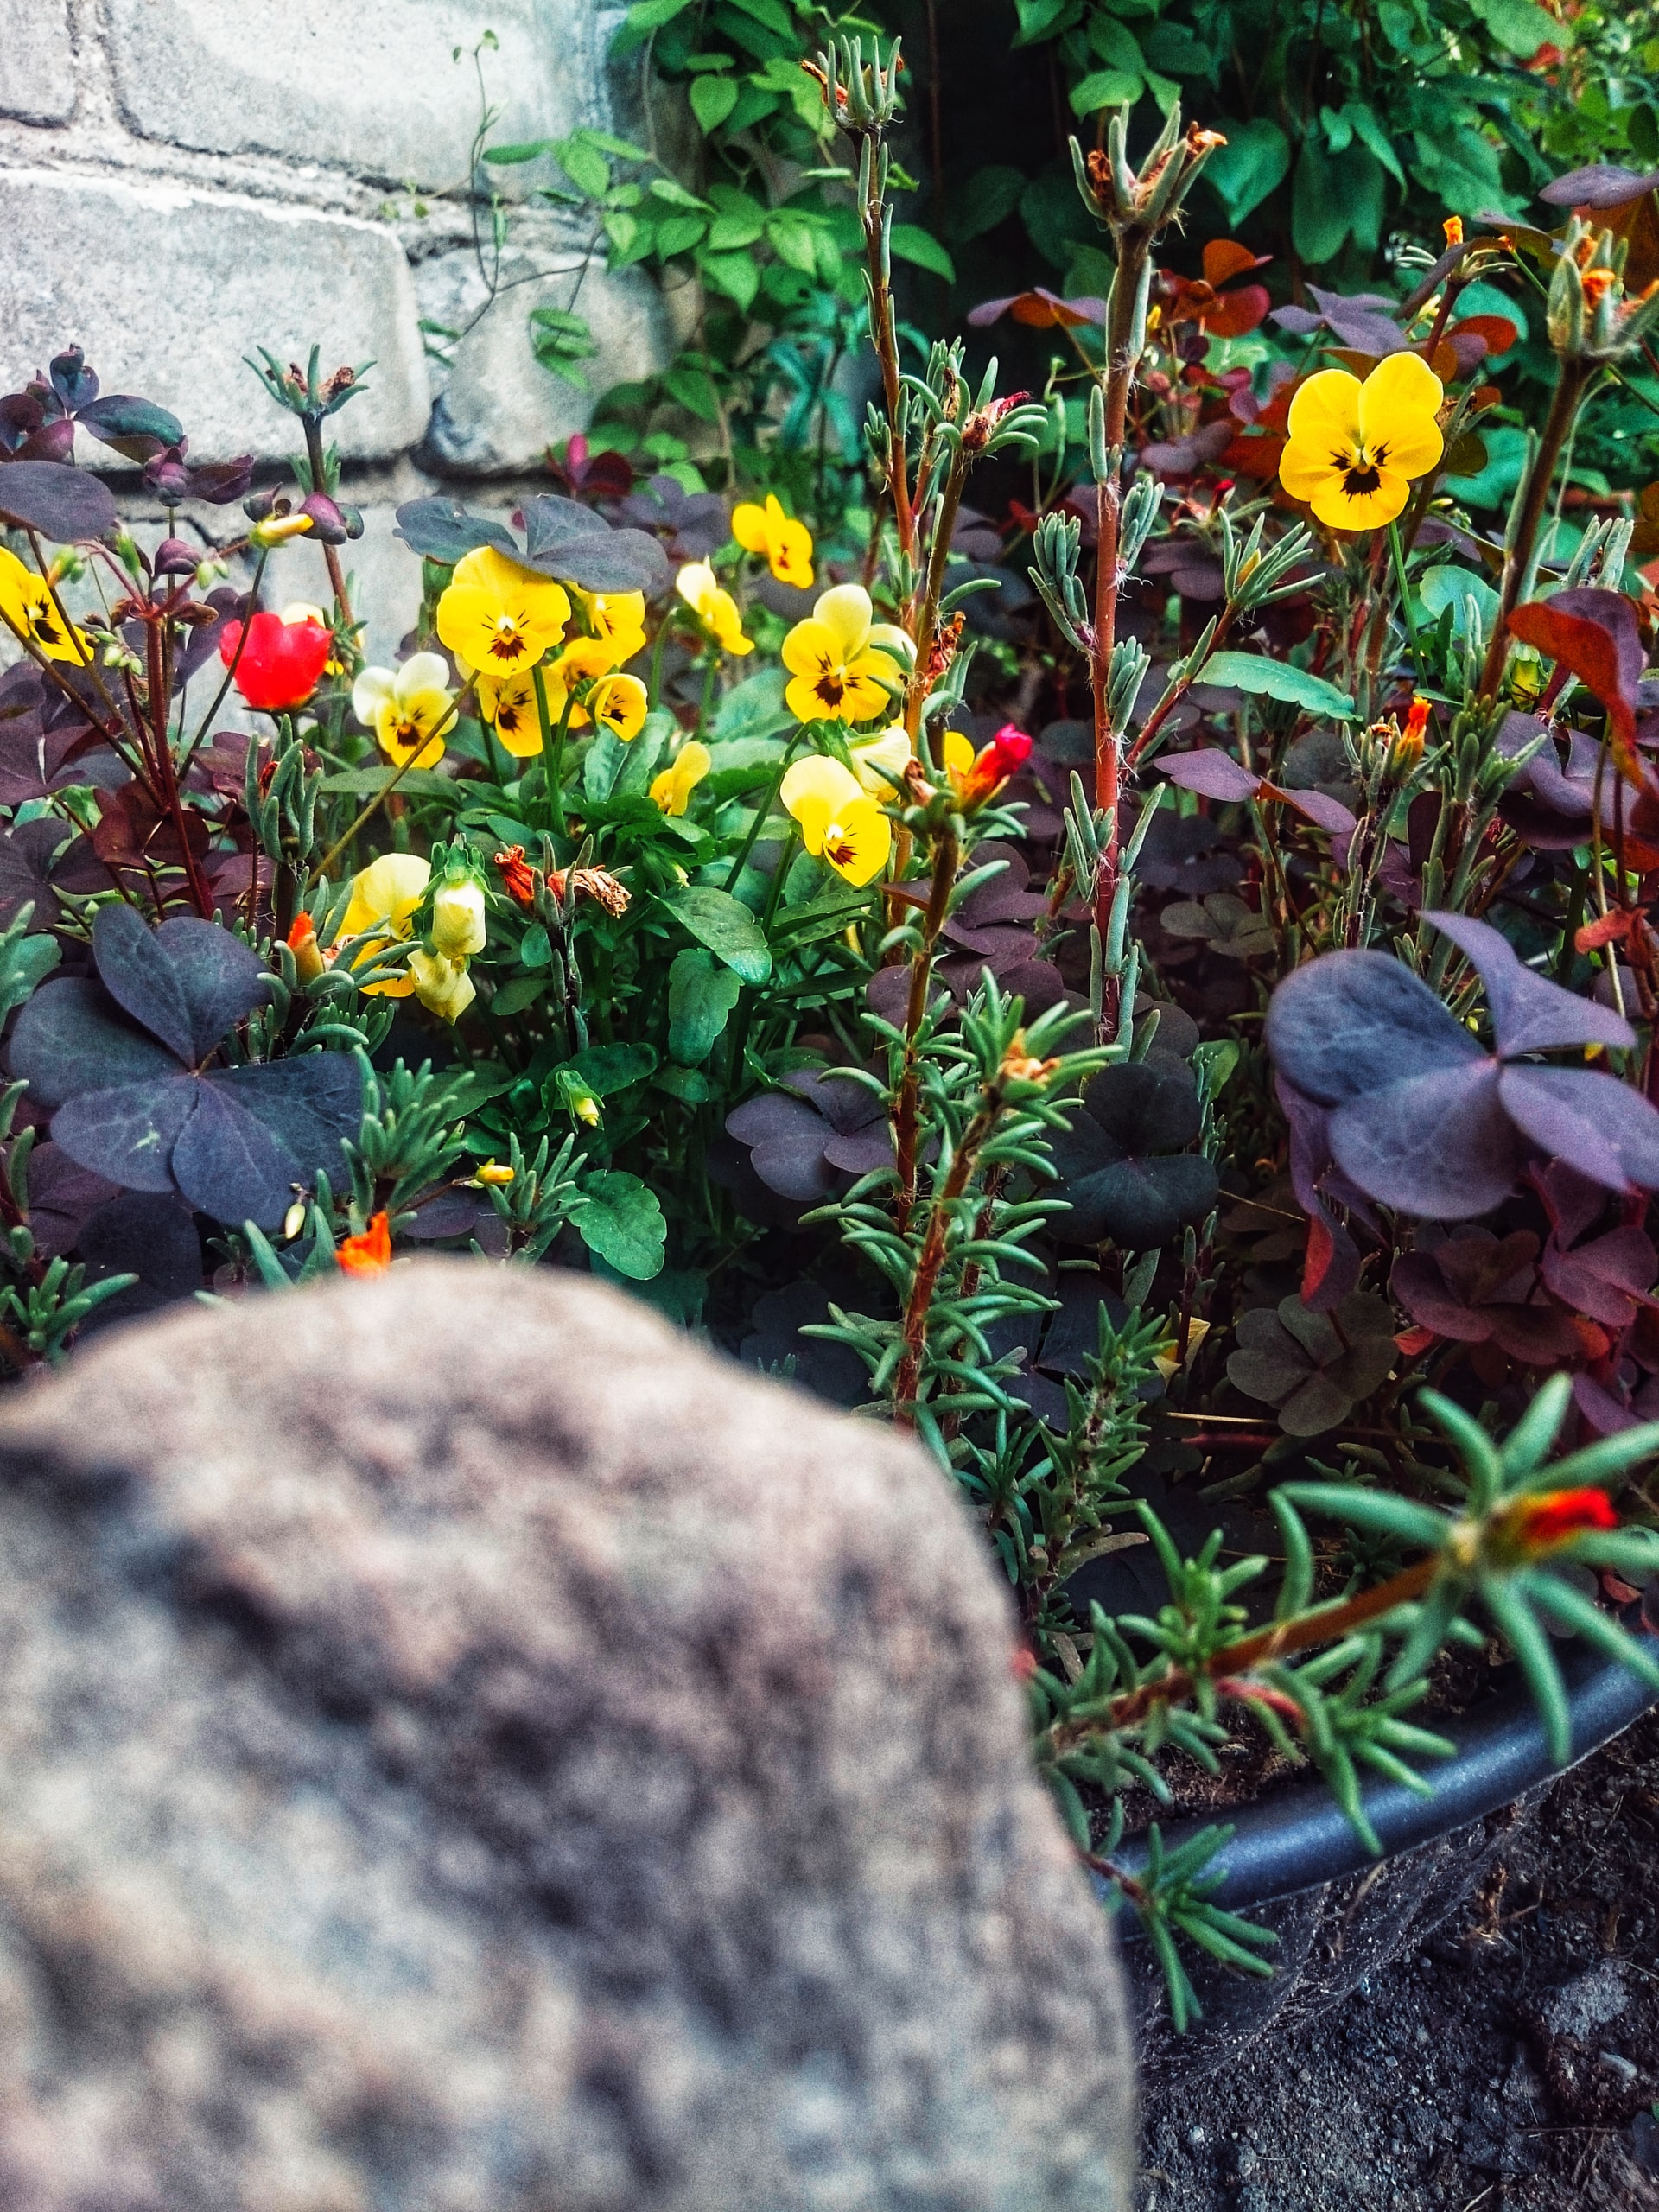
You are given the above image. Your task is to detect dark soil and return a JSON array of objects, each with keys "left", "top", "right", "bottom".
[{"left": 1136, "top": 1711, "right": 1659, "bottom": 2211}]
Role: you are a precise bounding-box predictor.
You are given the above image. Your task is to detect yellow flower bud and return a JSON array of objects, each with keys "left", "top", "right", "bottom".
[
  {"left": 431, "top": 878, "right": 487, "bottom": 959},
  {"left": 249, "top": 512, "right": 315, "bottom": 548},
  {"left": 474, "top": 1160, "right": 515, "bottom": 1185},
  {"left": 408, "top": 947, "right": 476, "bottom": 1023}
]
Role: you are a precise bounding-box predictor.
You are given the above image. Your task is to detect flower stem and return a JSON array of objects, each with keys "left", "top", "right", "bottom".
[
  {"left": 893, "top": 824, "right": 958, "bottom": 1230},
  {"left": 533, "top": 664, "right": 574, "bottom": 838},
  {"left": 1479, "top": 359, "right": 1589, "bottom": 702}
]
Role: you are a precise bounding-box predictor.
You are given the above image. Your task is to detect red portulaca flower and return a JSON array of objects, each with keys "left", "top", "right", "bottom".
[{"left": 219, "top": 610, "right": 332, "bottom": 713}]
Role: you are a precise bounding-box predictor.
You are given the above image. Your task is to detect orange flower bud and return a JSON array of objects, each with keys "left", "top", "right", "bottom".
[
  {"left": 286, "top": 910, "right": 325, "bottom": 984},
  {"left": 1581, "top": 268, "right": 1616, "bottom": 310},
  {"left": 337, "top": 1212, "right": 392, "bottom": 1277},
  {"left": 1442, "top": 216, "right": 1463, "bottom": 248}
]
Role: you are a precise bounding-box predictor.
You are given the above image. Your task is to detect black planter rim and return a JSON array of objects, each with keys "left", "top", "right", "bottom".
[{"left": 1100, "top": 1621, "right": 1659, "bottom": 1930}]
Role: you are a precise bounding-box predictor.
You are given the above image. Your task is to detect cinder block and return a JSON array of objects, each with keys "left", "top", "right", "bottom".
[
  {"left": 0, "top": 170, "right": 431, "bottom": 465},
  {"left": 0, "top": 0, "right": 74, "bottom": 125},
  {"left": 105, "top": 0, "right": 603, "bottom": 190}
]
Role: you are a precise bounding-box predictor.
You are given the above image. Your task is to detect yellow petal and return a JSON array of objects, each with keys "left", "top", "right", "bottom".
[
  {"left": 781, "top": 617, "right": 838, "bottom": 679},
  {"left": 850, "top": 724, "right": 912, "bottom": 793},
  {"left": 818, "top": 798, "right": 892, "bottom": 887},
  {"left": 589, "top": 673, "right": 649, "bottom": 741},
  {"left": 731, "top": 503, "right": 769, "bottom": 554},
  {"left": 1285, "top": 369, "right": 1363, "bottom": 461},
  {"left": 782, "top": 753, "right": 863, "bottom": 823},
  {"left": 339, "top": 852, "right": 430, "bottom": 942},
  {"left": 1358, "top": 352, "right": 1444, "bottom": 453},
  {"left": 811, "top": 583, "right": 874, "bottom": 658},
  {"left": 1308, "top": 466, "right": 1410, "bottom": 532},
  {"left": 1278, "top": 448, "right": 1344, "bottom": 504},
  {"left": 676, "top": 561, "right": 716, "bottom": 615},
  {"left": 941, "top": 729, "right": 976, "bottom": 780}
]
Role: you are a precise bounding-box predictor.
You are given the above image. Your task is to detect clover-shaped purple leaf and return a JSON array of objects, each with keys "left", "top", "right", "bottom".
[
  {"left": 1227, "top": 1290, "right": 1398, "bottom": 1435},
  {"left": 726, "top": 1071, "right": 888, "bottom": 1203},
  {"left": 10, "top": 909, "right": 360, "bottom": 1226},
  {"left": 1266, "top": 949, "right": 1482, "bottom": 1103},
  {"left": 1048, "top": 1060, "right": 1220, "bottom": 1248},
  {"left": 1391, "top": 1230, "right": 1580, "bottom": 1363},
  {"left": 1267, "top": 929, "right": 1659, "bottom": 1216}
]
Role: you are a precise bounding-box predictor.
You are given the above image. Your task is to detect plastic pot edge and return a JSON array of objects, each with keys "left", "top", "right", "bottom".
[{"left": 1101, "top": 1623, "right": 1659, "bottom": 1930}]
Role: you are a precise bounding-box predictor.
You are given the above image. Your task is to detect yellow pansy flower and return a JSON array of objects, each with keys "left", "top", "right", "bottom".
[
  {"left": 849, "top": 723, "right": 912, "bottom": 794},
  {"left": 780, "top": 753, "right": 893, "bottom": 887},
  {"left": 408, "top": 947, "right": 476, "bottom": 1023},
  {"left": 589, "top": 672, "right": 650, "bottom": 742},
  {"left": 1279, "top": 353, "right": 1445, "bottom": 531},
  {"left": 732, "top": 493, "right": 815, "bottom": 589},
  {"left": 475, "top": 667, "right": 542, "bottom": 758},
  {"left": 576, "top": 588, "right": 648, "bottom": 668},
  {"left": 436, "top": 545, "right": 570, "bottom": 675},
  {"left": 650, "top": 739, "right": 711, "bottom": 817},
  {"left": 780, "top": 584, "right": 908, "bottom": 726},
  {"left": 676, "top": 561, "right": 753, "bottom": 656},
  {"left": 0, "top": 546, "right": 88, "bottom": 663},
  {"left": 335, "top": 853, "right": 431, "bottom": 996},
  {"left": 351, "top": 652, "right": 454, "bottom": 769}
]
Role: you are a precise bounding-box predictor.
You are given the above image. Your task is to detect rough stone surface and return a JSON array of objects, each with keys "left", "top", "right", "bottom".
[
  {"left": 105, "top": 0, "right": 602, "bottom": 189},
  {"left": 0, "top": 1262, "right": 1136, "bottom": 2211},
  {"left": 0, "top": 168, "right": 430, "bottom": 463},
  {"left": 420, "top": 245, "right": 669, "bottom": 475},
  {"left": 0, "top": 0, "right": 73, "bottom": 125}
]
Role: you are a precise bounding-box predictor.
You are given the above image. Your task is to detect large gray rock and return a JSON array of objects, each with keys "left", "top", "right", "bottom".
[
  {"left": 0, "top": 1263, "right": 1135, "bottom": 2210},
  {"left": 0, "top": 0, "right": 73, "bottom": 124},
  {"left": 0, "top": 169, "right": 429, "bottom": 465},
  {"left": 104, "top": 0, "right": 606, "bottom": 189}
]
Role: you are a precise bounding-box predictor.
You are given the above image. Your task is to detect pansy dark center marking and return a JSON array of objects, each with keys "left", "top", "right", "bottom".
[
  {"left": 1342, "top": 464, "right": 1382, "bottom": 497},
  {"left": 815, "top": 671, "right": 846, "bottom": 706}
]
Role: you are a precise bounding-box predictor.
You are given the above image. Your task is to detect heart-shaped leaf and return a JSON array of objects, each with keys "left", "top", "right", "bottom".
[
  {"left": 1497, "top": 1065, "right": 1659, "bottom": 1193},
  {"left": 91, "top": 904, "right": 267, "bottom": 1066},
  {"left": 519, "top": 495, "right": 671, "bottom": 598},
  {"left": 75, "top": 395, "right": 185, "bottom": 463},
  {"left": 51, "top": 1074, "right": 201, "bottom": 1194},
  {"left": 1426, "top": 911, "right": 1635, "bottom": 1056},
  {"left": 1048, "top": 1060, "right": 1220, "bottom": 1247},
  {"left": 1327, "top": 1062, "right": 1517, "bottom": 1218},
  {"left": 1266, "top": 950, "right": 1482, "bottom": 1105},
  {"left": 1508, "top": 588, "right": 1643, "bottom": 769},
  {"left": 0, "top": 461, "right": 119, "bottom": 542},
  {"left": 392, "top": 497, "right": 518, "bottom": 567}
]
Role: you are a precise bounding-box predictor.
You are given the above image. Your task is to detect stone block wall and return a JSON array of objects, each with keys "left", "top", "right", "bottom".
[{"left": 0, "top": 0, "right": 669, "bottom": 656}]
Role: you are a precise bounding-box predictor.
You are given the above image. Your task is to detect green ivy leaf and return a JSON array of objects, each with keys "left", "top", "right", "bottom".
[
  {"left": 1070, "top": 68, "right": 1142, "bottom": 115},
  {"left": 700, "top": 249, "right": 760, "bottom": 312},
  {"left": 889, "top": 223, "right": 957, "bottom": 282},
  {"left": 0, "top": 932, "right": 59, "bottom": 1028},
  {"left": 1200, "top": 652, "right": 1357, "bottom": 721},
  {"left": 610, "top": 0, "right": 695, "bottom": 55},
  {"left": 665, "top": 885, "right": 772, "bottom": 983},
  {"left": 1203, "top": 117, "right": 1291, "bottom": 226},
  {"left": 690, "top": 73, "right": 740, "bottom": 131},
  {"left": 949, "top": 163, "right": 1027, "bottom": 245},
  {"left": 553, "top": 136, "right": 612, "bottom": 200},
  {"left": 575, "top": 1169, "right": 667, "bottom": 1280},
  {"left": 667, "top": 946, "right": 743, "bottom": 1063}
]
